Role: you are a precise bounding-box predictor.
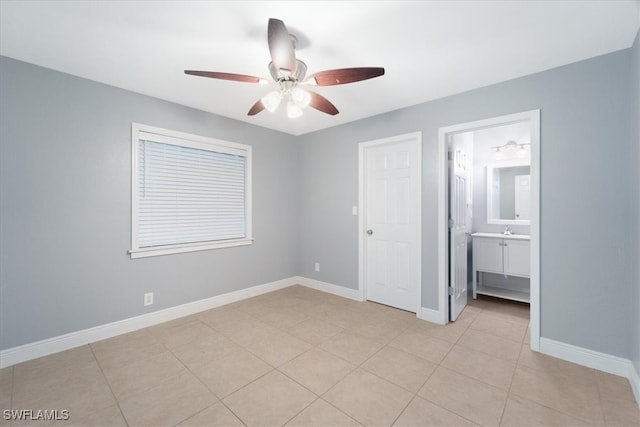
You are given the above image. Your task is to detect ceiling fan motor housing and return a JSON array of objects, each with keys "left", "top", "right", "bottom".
[{"left": 269, "top": 60, "right": 307, "bottom": 83}]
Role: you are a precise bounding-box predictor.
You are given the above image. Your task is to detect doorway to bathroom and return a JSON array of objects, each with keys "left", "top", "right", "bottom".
[{"left": 438, "top": 110, "right": 541, "bottom": 350}]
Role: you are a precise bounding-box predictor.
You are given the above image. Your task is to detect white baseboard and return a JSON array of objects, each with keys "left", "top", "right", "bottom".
[
  {"left": 297, "top": 277, "right": 449, "bottom": 329},
  {"left": 539, "top": 337, "right": 630, "bottom": 377},
  {"left": 294, "top": 276, "right": 363, "bottom": 301},
  {"left": 540, "top": 337, "right": 640, "bottom": 407},
  {"left": 0, "top": 277, "right": 297, "bottom": 368},
  {"left": 418, "top": 307, "right": 447, "bottom": 325}
]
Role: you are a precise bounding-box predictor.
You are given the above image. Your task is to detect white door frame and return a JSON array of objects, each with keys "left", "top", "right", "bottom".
[
  {"left": 358, "top": 132, "right": 422, "bottom": 314},
  {"left": 437, "top": 110, "right": 541, "bottom": 351}
]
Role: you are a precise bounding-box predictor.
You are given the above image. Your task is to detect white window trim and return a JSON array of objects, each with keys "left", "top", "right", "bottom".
[{"left": 129, "top": 123, "right": 253, "bottom": 259}]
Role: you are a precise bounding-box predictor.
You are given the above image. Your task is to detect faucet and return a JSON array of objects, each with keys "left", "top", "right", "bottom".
[{"left": 504, "top": 225, "right": 512, "bottom": 235}]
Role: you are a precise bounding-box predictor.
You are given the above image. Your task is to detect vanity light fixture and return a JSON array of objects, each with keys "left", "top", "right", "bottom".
[{"left": 492, "top": 140, "right": 530, "bottom": 160}]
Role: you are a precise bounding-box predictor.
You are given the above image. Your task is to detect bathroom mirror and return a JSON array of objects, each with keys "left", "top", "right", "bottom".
[{"left": 487, "top": 163, "right": 531, "bottom": 225}]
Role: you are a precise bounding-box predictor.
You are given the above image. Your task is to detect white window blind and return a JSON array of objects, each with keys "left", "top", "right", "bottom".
[{"left": 130, "top": 124, "right": 252, "bottom": 258}]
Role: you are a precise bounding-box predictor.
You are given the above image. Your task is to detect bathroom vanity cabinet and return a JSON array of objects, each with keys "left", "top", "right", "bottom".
[{"left": 471, "top": 233, "right": 530, "bottom": 303}]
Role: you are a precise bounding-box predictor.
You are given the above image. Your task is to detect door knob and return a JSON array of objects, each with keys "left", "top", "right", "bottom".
[{"left": 366, "top": 229, "right": 373, "bottom": 236}]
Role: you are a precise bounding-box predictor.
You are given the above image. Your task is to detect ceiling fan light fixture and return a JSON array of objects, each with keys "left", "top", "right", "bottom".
[
  {"left": 287, "top": 99, "right": 303, "bottom": 118},
  {"left": 291, "top": 88, "right": 311, "bottom": 108},
  {"left": 261, "top": 90, "right": 282, "bottom": 112}
]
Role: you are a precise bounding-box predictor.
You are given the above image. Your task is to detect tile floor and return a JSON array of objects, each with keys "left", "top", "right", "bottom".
[{"left": 1, "top": 285, "right": 638, "bottom": 426}]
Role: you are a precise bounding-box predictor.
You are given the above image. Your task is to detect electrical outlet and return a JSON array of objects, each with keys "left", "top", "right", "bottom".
[
  {"left": 314, "top": 262, "right": 320, "bottom": 272},
  {"left": 144, "top": 292, "right": 154, "bottom": 306}
]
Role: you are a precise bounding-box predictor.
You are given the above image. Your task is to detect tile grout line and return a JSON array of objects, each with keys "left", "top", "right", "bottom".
[
  {"left": 589, "top": 365, "right": 607, "bottom": 426},
  {"left": 165, "top": 333, "right": 245, "bottom": 427},
  {"left": 99, "top": 339, "right": 188, "bottom": 397},
  {"left": 382, "top": 302, "right": 475, "bottom": 425},
  {"left": 358, "top": 296, "right": 616, "bottom": 422},
  {"left": 497, "top": 325, "right": 527, "bottom": 426},
  {"left": 200, "top": 300, "right": 333, "bottom": 424},
  {"left": 169, "top": 401, "right": 217, "bottom": 427},
  {"left": 215, "top": 296, "right": 338, "bottom": 425},
  {"left": 273, "top": 300, "right": 418, "bottom": 425},
  {"left": 410, "top": 302, "right": 481, "bottom": 426},
  {"left": 315, "top": 396, "right": 365, "bottom": 426},
  {"left": 95, "top": 327, "right": 223, "bottom": 426},
  {"left": 405, "top": 302, "right": 495, "bottom": 426},
  {"left": 463, "top": 301, "right": 517, "bottom": 426},
  {"left": 88, "top": 344, "right": 130, "bottom": 427},
  {"left": 454, "top": 330, "right": 524, "bottom": 364},
  {"left": 268, "top": 317, "right": 366, "bottom": 426},
  {"left": 390, "top": 394, "right": 419, "bottom": 426},
  {"left": 279, "top": 396, "right": 320, "bottom": 426},
  {"left": 501, "top": 323, "right": 602, "bottom": 426}
]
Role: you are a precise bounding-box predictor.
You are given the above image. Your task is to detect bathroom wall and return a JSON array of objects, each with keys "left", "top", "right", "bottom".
[{"left": 472, "top": 122, "right": 531, "bottom": 235}]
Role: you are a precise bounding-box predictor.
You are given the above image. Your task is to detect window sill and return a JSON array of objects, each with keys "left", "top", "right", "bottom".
[{"left": 129, "top": 238, "right": 253, "bottom": 259}]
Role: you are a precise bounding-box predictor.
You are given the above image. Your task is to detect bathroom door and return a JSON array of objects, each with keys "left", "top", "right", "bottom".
[{"left": 449, "top": 135, "right": 471, "bottom": 321}]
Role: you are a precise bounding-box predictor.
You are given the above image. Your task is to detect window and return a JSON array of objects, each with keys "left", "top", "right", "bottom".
[{"left": 130, "top": 123, "right": 252, "bottom": 258}]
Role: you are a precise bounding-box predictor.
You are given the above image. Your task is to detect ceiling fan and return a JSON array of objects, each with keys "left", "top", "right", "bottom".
[{"left": 184, "top": 18, "right": 385, "bottom": 118}]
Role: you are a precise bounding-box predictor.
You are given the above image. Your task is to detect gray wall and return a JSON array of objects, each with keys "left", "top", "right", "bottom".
[
  {"left": 297, "top": 49, "right": 634, "bottom": 359},
  {"left": 0, "top": 57, "right": 299, "bottom": 350},
  {"left": 631, "top": 30, "right": 640, "bottom": 378}
]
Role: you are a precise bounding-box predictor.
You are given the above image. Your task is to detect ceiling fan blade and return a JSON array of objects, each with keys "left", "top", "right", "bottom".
[
  {"left": 306, "top": 67, "right": 385, "bottom": 86},
  {"left": 308, "top": 91, "right": 339, "bottom": 116},
  {"left": 184, "top": 70, "right": 264, "bottom": 84},
  {"left": 268, "top": 18, "right": 297, "bottom": 73},
  {"left": 247, "top": 99, "right": 266, "bottom": 116}
]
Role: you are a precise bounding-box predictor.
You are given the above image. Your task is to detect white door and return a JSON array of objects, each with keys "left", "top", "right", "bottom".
[
  {"left": 363, "top": 135, "right": 421, "bottom": 312},
  {"left": 449, "top": 136, "right": 471, "bottom": 321},
  {"left": 515, "top": 174, "right": 531, "bottom": 220}
]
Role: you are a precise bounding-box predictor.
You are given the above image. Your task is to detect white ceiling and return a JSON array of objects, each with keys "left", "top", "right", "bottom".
[{"left": 1, "top": 1, "right": 639, "bottom": 136}]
